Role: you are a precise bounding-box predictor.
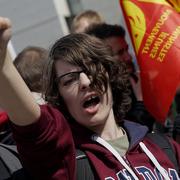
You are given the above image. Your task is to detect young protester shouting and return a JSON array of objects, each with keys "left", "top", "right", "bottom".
[{"left": 0, "top": 17, "right": 179, "bottom": 180}]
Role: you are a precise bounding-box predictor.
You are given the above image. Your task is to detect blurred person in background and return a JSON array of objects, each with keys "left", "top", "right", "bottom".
[
  {"left": 86, "top": 23, "right": 155, "bottom": 131},
  {"left": 14, "top": 46, "right": 48, "bottom": 105},
  {"left": 71, "top": 9, "right": 104, "bottom": 33}
]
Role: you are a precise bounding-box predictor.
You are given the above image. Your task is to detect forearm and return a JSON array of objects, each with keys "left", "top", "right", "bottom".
[
  {"left": 0, "top": 60, "right": 40, "bottom": 126},
  {"left": 0, "top": 17, "right": 40, "bottom": 126}
]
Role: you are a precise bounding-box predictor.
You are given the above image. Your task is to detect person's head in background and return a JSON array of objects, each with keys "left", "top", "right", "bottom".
[
  {"left": 86, "top": 23, "right": 135, "bottom": 74},
  {"left": 14, "top": 46, "right": 48, "bottom": 105},
  {"left": 71, "top": 10, "right": 104, "bottom": 33}
]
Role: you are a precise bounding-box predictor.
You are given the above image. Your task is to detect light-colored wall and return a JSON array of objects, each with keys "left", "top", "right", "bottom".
[
  {"left": 81, "top": 0, "right": 124, "bottom": 25},
  {"left": 0, "top": 0, "right": 63, "bottom": 53},
  {"left": 0, "top": 0, "right": 134, "bottom": 57}
]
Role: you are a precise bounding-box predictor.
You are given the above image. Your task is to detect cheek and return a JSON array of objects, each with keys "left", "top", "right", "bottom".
[
  {"left": 65, "top": 99, "right": 80, "bottom": 122},
  {"left": 62, "top": 94, "right": 73, "bottom": 109},
  {"left": 61, "top": 93, "right": 77, "bottom": 114},
  {"left": 59, "top": 88, "right": 71, "bottom": 106}
]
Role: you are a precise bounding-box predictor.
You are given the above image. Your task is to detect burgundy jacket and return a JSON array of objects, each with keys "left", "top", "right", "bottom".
[{"left": 12, "top": 105, "right": 180, "bottom": 180}]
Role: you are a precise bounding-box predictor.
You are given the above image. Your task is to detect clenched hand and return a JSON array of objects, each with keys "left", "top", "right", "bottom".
[{"left": 0, "top": 17, "right": 11, "bottom": 67}]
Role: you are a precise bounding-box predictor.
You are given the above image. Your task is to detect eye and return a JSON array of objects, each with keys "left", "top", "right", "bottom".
[
  {"left": 57, "top": 70, "right": 83, "bottom": 87},
  {"left": 62, "top": 74, "right": 77, "bottom": 86}
]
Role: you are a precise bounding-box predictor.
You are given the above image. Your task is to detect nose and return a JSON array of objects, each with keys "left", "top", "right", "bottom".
[{"left": 79, "top": 72, "right": 91, "bottom": 90}]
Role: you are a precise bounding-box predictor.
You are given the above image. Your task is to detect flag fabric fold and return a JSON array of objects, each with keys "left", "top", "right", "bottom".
[{"left": 119, "top": 0, "right": 180, "bottom": 122}]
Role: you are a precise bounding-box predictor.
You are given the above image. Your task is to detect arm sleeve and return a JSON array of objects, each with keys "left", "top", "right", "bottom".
[{"left": 11, "top": 104, "right": 76, "bottom": 180}]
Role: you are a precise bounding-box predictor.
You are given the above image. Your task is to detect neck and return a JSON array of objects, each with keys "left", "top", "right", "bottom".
[{"left": 92, "top": 109, "right": 124, "bottom": 141}]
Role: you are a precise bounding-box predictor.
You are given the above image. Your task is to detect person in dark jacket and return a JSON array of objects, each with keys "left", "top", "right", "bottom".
[
  {"left": 173, "top": 90, "right": 180, "bottom": 143},
  {"left": 0, "top": 17, "right": 179, "bottom": 180},
  {"left": 86, "top": 23, "right": 155, "bottom": 131},
  {"left": 173, "top": 114, "right": 180, "bottom": 143}
]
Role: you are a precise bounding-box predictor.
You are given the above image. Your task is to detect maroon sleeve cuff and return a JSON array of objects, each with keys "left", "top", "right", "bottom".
[{"left": 11, "top": 105, "right": 54, "bottom": 141}]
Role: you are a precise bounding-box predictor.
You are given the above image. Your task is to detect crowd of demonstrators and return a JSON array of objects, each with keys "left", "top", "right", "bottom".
[
  {"left": 85, "top": 23, "right": 156, "bottom": 132},
  {"left": 0, "top": 16, "right": 179, "bottom": 180},
  {"left": 70, "top": 9, "right": 104, "bottom": 33}
]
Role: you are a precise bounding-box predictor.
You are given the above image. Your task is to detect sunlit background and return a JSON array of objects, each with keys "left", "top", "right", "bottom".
[{"left": 0, "top": 0, "right": 138, "bottom": 68}]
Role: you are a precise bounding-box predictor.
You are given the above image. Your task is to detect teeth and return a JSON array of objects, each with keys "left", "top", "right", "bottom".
[
  {"left": 87, "top": 95, "right": 96, "bottom": 101},
  {"left": 83, "top": 95, "right": 100, "bottom": 108}
]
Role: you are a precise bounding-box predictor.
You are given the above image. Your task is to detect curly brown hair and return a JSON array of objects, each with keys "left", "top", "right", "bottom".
[{"left": 43, "top": 33, "right": 131, "bottom": 122}]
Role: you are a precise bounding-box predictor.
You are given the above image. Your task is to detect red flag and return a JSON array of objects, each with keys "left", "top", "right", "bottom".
[{"left": 119, "top": 0, "right": 180, "bottom": 123}]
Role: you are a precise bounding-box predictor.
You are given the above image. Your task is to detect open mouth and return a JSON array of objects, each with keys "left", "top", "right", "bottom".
[{"left": 83, "top": 95, "right": 100, "bottom": 108}]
